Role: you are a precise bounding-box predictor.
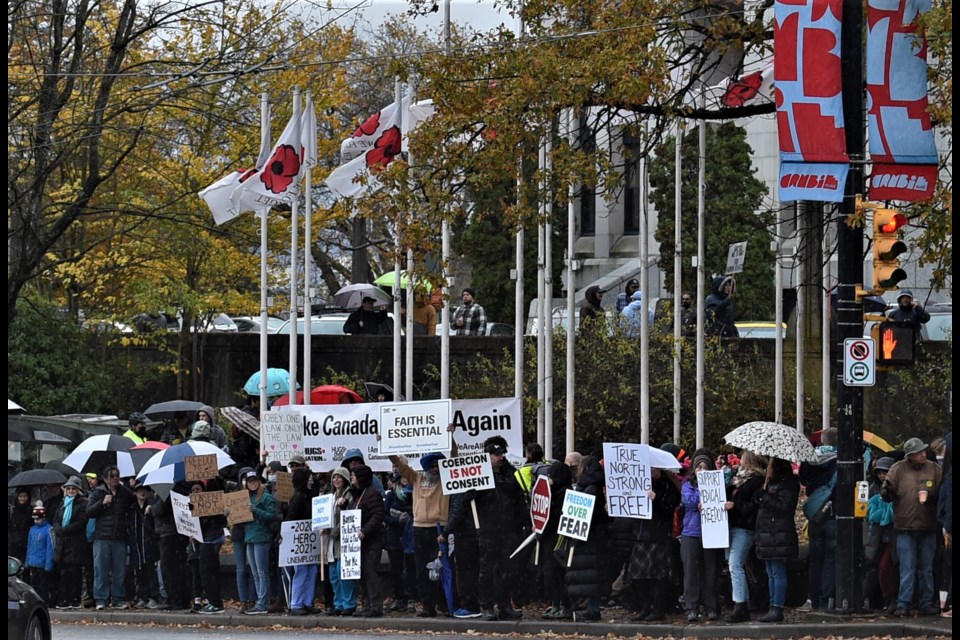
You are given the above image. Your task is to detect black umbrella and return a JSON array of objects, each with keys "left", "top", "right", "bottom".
[
  {"left": 9, "top": 468, "right": 68, "bottom": 488},
  {"left": 144, "top": 399, "right": 205, "bottom": 420},
  {"left": 44, "top": 460, "right": 77, "bottom": 477},
  {"left": 364, "top": 382, "right": 404, "bottom": 402}
]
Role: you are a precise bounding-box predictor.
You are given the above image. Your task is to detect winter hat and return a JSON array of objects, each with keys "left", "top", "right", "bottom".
[
  {"left": 660, "top": 443, "right": 688, "bottom": 462},
  {"left": 462, "top": 288, "right": 476, "bottom": 297},
  {"left": 331, "top": 467, "right": 351, "bottom": 485},
  {"left": 191, "top": 420, "right": 211, "bottom": 440},
  {"left": 62, "top": 476, "right": 84, "bottom": 491},
  {"left": 342, "top": 448, "right": 365, "bottom": 467},
  {"left": 631, "top": 290, "right": 643, "bottom": 301},
  {"left": 874, "top": 457, "right": 896, "bottom": 472},
  {"left": 692, "top": 454, "right": 715, "bottom": 471},
  {"left": 902, "top": 437, "right": 927, "bottom": 456},
  {"left": 351, "top": 464, "right": 373, "bottom": 488},
  {"left": 897, "top": 290, "right": 914, "bottom": 302},
  {"left": 420, "top": 452, "right": 446, "bottom": 471},
  {"left": 626, "top": 278, "right": 640, "bottom": 289}
]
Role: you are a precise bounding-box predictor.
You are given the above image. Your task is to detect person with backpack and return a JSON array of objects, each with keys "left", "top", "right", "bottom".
[{"left": 797, "top": 428, "right": 839, "bottom": 612}]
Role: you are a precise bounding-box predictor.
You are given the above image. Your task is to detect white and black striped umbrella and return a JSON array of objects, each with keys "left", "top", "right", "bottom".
[
  {"left": 723, "top": 421, "right": 817, "bottom": 464},
  {"left": 62, "top": 434, "right": 136, "bottom": 478}
]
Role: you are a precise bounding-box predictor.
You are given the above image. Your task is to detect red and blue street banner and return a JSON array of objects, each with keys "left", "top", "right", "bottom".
[
  {"left": 866, "top": 0, "right": 937, "bottom": 201},
  {"left": 775, "top": 0, "right": 848, "bottom": 202}
]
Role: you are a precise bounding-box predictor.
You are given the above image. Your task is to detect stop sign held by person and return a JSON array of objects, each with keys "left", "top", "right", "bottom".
[{"left": 530, "top": 475, "right": 551, "bottom": 534}]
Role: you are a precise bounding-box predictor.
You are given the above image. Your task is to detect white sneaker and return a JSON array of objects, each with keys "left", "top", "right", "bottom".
[
  {"left": 796, "top": 599, "right": 814, "bottom": 612},
  {"left": 96, "top": 603, "right": 106, "bottom": 611},
  {"left": 146, "top": 599, "right": 160, "bottom": 609}
]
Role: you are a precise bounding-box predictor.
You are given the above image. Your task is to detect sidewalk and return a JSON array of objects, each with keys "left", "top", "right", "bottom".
[{"left": 51, "top": 604, "right": 953, "bottom": 638}]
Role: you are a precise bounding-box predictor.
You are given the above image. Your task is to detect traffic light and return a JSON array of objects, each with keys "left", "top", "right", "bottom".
[
  {"left": 872, "top": 208, "right": 908, "bottom": 292},
  {"left": 871, "top": 320, "right": 915, "bottom": 366}
]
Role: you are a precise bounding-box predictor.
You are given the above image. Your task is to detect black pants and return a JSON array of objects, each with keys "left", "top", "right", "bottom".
[
  {"left": 541, "top": 539, "right": 570, "bottom": 608},
  {"left": 159, "top": 535, "right": 189, "bottom": 609},
  {"left": 453, "top": 531, "right": 480, "bottom": 611},
  {"left": 199, "top": 543, "right": 223, "bottom": 607},
  {"left": 131, "top": 561, "right": 160, "bottom": 603},
  {"left": 59, "top": 562, "right": 83, "bottom": 606},
  {"left": 360, "top": 542, "right": 382, "bottom": 613},
  {"left": 387, "top": 548, "right": 408, "bottom": 601},
  {"left": 478, "top": 530, "right": 521, "bottom": 609},
  {"left": 413, "top": 527, "right": 441, "bottom": 612}
]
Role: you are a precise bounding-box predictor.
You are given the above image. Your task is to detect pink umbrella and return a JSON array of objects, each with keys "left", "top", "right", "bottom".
[{"left": 131, "top": 441, "right": 170, "bottom": 474}]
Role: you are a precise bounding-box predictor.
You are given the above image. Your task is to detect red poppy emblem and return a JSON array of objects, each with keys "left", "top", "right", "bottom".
[
  {"left": 353, "top": 112, "right": 382, "bottom": 138},
  {"left": 260, "top": 144, "right": 301, "bottom": 193},
  {"left": 722, "top": 71, "right": 763, "bottom": 108},
  {"left": 365, "top": 126, "right": 401, "bottom": 170}
]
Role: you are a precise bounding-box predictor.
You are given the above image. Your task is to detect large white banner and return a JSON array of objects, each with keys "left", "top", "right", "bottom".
[
  {"left": 379, "top": 399, "right": 452, "bottom": 455},
  {"left": 696, "top": 469, "right": 729, "bottom": 549},
  {"left": 276, "top": 397, "right": 522, "bottom": 472},
  {"left": 603, "top": 442, "right": 653, "bottom": 519},
  {"left": 278, "top": 519, "right": 323, "bottom": 567}
]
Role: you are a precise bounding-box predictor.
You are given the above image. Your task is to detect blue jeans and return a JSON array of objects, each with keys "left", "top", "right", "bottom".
[
  {"left": 895, "top": 530, "right": 937, "bottom": 609},
  {"left": 765, "top": 559, "right": 788, "bottom": 607},
  {"left": 92, "top": 539, "right": 127, "bottom": 605},
  {"left": 232, "top": 539, "right": 257, "bottom": 603},
  {"left": 291, "top": 564, "right": 317, "bottom": 610},
  {"left": 246, "top": 542, "right": 271, "bottom": 611},
  {"left": 807, "top": 518, "right": 837, "bottom": 609},
  {"left": 726, "top": 527, "right": 755, "bottom": 604}
]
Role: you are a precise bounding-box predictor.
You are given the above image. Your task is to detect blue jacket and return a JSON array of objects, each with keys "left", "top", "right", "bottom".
[
  {"left": 680, "top": 478, "right": 703, "bottom": 538},
  {"left": 244, "top": 490, "right": 279, "bottom": 544},
  {"left": 26, "top": 521, "right": 54, "bottom": 572}
]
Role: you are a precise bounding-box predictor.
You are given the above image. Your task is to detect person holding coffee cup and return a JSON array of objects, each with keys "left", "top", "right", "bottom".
[{"left": 881, "top": 437, "right": 943, "bottom": 617}]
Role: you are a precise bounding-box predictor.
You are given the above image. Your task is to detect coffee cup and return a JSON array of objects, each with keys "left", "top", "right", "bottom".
[{"left": 919, "top": 489, "right": 929, "bottom": 504}]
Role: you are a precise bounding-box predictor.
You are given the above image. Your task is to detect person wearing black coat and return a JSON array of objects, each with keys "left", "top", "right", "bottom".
[
  {"left": 625, "top": 467, "right": 682, "bottom": 621},
  {"left": 563, "top": 456, "right": 615, "bottom": 622},
  {"left": 540, "top": 461, "right": 573, "bottom": 619},
  {"left": 753, "top": 457, "right": 801, "bottom": 623},
  {"left": 384, "top": 473, "right": 415, "bottom": 612},
  {"left": 150, "top": 481, "right": 191, "bottom": 611},
  {"left": 474, "top": 439, "right": 528, "bottom": 621},
  {"left": 440, "top": 490, "right": 480, "bottom": 616},
  {"left": 9, "top": 489, "right": 34, "bottom": 563},
  {"left": 285, "top": 467, "right": 318, "bottom": 615},
  {"left": 86, "top": 464, "right": 136, "bottom": 608},
  {"left": 348, "top": 464, "right": 385, "bottom": 617},
  {"left": 127, "top": 483, "right": 160, "bottom": 608},
  {"left": 189, "top": 478, "right": 228, "bottom": 613},
  {"left": 52, "top": 477, "right": 90, "bottom": 609},
  {"left": 722, "top": 451, "right": 766, "bottom": 622}
]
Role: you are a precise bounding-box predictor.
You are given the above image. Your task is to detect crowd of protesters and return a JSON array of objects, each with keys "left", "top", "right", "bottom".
[{"left": 8, "top": 409, "right": 952, "bottom": 624}]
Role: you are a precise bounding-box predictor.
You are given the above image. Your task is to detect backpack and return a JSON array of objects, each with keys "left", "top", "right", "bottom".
[{"left": 802, "top": 474, "right": 837, "bottom": 523}]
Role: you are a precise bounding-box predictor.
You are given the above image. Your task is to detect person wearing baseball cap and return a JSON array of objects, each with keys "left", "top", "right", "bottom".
[
  {"left": 880, "top": 437, "right": 943, "bottom": 616},
  {"left": 288, "top": 454, "right": 307, "bottom": 470},
  {"left": 343, "top": 294, "right": 389, "bottom": 335},
  {"left": 579, "top": 285, "right": 606, "bottom": 329}
]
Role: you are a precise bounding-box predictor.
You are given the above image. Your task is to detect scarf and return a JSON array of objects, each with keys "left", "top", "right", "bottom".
[
  {"left": 730, "top": 466, "right": 761, "bottom": 489},
  {"left": 62, "top": 494, "right": 75, "bottom": 528}
]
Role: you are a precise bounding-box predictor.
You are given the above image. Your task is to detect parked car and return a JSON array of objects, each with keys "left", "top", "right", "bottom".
[
  {"left": 231, "top": 315, "right": 286, "bottom": 334},
  {"left": 436, "top": 320, "right": 515, "bottom": 336},
  {"left": 863, "top": 308, "right": 951, "bottom": 343},
  {"left": 8, "top": 556, "right": 50, "bottom": 640},
  {"left": 736, "top": 321, "right": 788, "bottom": 339},
  {"left": 277, "top": 313, "right": 402, "bottom": 335}
]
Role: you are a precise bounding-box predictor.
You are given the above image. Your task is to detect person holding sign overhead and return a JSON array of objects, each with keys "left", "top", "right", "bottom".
[{"left": 387, "top": 425, "right": 457, "bottom": 618}]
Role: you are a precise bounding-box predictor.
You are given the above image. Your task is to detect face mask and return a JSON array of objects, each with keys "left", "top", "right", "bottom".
[
  {"left": 395, "top": 486, "right": 408, "bottom": 500},
  {"left": 267, "top": 475, "right": 277, "bottom": 483}
]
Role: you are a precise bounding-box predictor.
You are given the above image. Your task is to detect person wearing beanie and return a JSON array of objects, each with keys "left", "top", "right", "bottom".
[
  {"left": 53, "top": 476, "right": 90, "bottom": 610},
  {"left": 453, "top": 288, "right": 487, "bottom": 336},
  {"left": 798, "top": 427, "right": 839, "bottom": 612},
  {"left": 863, "top": 456, "right": 897, "bottom": 612},
  {"left": 347, "top": 464, "right": 384, "bottom": 617},
  {"left": 25, "top": 504, "right": 55, "bottom": 602},
  {"left": 323, "top": 467, "right": 356, "bottom": 616},
  {"left": 680, "top": 451, "right": 721, "bottom": 622},
  {"left": 881, "top": 437, "right": 943, "bottom": 616},
  {"left": 616, "top": 278, "right": 641, "bottom": 313},
  {"left": 388, "top": 426, "right": 458, "bottom": 617}
]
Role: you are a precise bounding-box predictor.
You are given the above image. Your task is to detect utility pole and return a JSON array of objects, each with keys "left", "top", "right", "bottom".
[{"left": 834, "top": 0, "right": 865, "bottom": 613}]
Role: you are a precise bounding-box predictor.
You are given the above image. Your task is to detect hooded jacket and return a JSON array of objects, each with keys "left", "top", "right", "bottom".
[
  {"left": 579, "top": 285, "right": 605, "bottom": 328},
  {"left": 285, "top": 467, "right": 314, "bottom": 521},
  {"left": 348, "top": 464, "right": 384, "bottom": 547},
  {"left": 704, "top": 276, "right": 738, "bottom": 337},
  {"left": 622, "top": 290, "right": 653, "bottom": 336},
  {"left": 198, "top": 405, "right": 229, "bottom": 450}
]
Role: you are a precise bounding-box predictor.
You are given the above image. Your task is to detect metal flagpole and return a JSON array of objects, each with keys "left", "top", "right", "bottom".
[
  {"left": 695, "top": 116, "right": 706, "bottom": 450},
  {"left": 258, "top": 93, "right": 270, "bottom": 416},
  {"left": 565, "top": 109, "right": 576, "bottom": 454},
  {"left": 640, "top": 130, "right": 650, "bottom": 444},
  {"left": 288, "top": 88, "right": 301, "bottom": 407},
  {"left": 673, "top": 122, "right": 683, "bottom": 443},
  {"left": 544, "top": 132, "right": 554, "bottom": 458},
  {"left": 303, "top": 91, "right": 314, "bottom": 404},
  {"left": 441, "top": 0, "right": 452, "bottom": 401},
  {"left": 392, "top": 79, "right": 403, "bottom": 398}
]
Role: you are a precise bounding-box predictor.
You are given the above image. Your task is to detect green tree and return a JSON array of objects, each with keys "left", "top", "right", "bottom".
[{"left": 649, "top": 122, "right": 775, "bottom": 321}]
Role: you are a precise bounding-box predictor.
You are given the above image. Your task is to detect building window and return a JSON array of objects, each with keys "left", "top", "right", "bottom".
[{"left": 579, "top": 114, "right": 596, "bottom": 236}]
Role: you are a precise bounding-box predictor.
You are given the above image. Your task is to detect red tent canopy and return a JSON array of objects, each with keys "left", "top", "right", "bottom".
[{"left": 271, "top": 385, "right": 364, "bottom": 407}]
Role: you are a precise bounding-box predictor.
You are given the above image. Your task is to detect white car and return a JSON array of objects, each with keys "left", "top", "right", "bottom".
[
  {"left": 231, "top": 315, "right": 286, "bottom": 334},
  {"left": 277, "top": 313, "right": 403, "bottom": 335}
]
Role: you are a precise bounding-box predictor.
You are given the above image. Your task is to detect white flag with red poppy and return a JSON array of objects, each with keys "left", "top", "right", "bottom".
[
  {"left": 231, "top": 108, "right": 303, "bottom": 211},
  {"left": 718, "top": 61, "right": 774, "bottom": 108},
  {"left": 325, "top": 99, "right": 403, "bottom": 199}
]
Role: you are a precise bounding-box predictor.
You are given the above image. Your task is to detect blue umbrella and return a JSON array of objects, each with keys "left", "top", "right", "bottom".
[
  {"left": 436, "top": 524, "right": 455, "bottom": 615},
  {"left": 243, "top": 368, "right": 299, "bottom": 396}
]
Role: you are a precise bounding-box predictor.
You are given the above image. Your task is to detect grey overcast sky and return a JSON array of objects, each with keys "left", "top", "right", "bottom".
[{"left": 321, "top": 0, "right": 516, "bottom": 35}]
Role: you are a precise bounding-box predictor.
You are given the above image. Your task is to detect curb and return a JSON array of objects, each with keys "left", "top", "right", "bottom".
[{"left": 50, "top": 610, "right": 952, "bottom": 638}]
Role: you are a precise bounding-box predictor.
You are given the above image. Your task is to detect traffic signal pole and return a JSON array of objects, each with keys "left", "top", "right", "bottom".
[{"left": 835, "top": 0, "right": 866, "bottom": 613}]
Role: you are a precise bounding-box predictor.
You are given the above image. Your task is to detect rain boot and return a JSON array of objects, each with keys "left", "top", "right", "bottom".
[
  {"left": 757, "top": 605, "right": 783, "bottom": 622},
  {"left": 724, "top": 602, "right": 751, "bottom": 623}
]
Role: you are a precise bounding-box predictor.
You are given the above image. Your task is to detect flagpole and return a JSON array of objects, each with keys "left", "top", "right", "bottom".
[
  {"left": 303, "top": 91, "right": 314, "bottom": 405},
  {"left": 640, "top": 124, "right": 650, "bottom": 445},
  {"left": 441, "top": 0, "right": 451, "bottom": 401},
  {"left": 259, "top": 93, "right": 270, "bottom": 417},
  {"left": 544, "top": 132, "right": 554, "bottom": 459},
  {"left": 405, "top": 86, "right": 415, "bottom": 402},
  {"left": 695, "top": 109, "right": 706, "bottom": 451},
  {"left": 392, "top": 78, "right": 403, "bottom": 399},
  {"left": 536, "top": 139, "right": 546, "bottom": 447},
  {"left": 565, "top": 109, "right": 575, "bottom": 455},
  {"left": 673, "top": 121, "right": 683, "bottom": 443},
  {"left": 288, "top": 88, "right": 302, "bottom": 407}
]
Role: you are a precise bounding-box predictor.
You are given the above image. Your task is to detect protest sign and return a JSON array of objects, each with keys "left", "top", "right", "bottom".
[
  {"left": 438, "top": 453, "right": 494, "bottom": 495},
  {"left": 340, "top": 509, "right": 362, "bottom": 580},
  {"left": 273, "top": 471, "right": 294, "bottom": 503},
  {"left": 171, "top": 491, "right": 202, "bottom": 541},
  {"left": 261, "top": 410, "right": 304, "bottom": 469},
  {"left": 603, "top": 442, "right": 653, "bottom": 519},
  {"left": 530, "top": 475, "right": 552, "bottom": 534},
  {"left": 292, "top": 397, "right": 522, "bottom": 472},
  {"left": 278, "top": 520, "right": 323, "bottom": 567},
  {"left": 185, "top": 454, "right": 217, "bottom": 481},
  {"left": 190, "top": 490, "right": 224, "bottom": 517},
  {"left": 224, "top": 490, "right": 253, "bottom": 525},
  {"left": 311, "top": 494, "right": 334, "bottom": 531},
  {"left": 697, "top": 469, "right": 729, "bottom": 548},
  {"left": 378, "top": 399, "right": 452, "bottom": 455},
  {"left": 557, "top": 489, "right": 595, "bottom": 541}
]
